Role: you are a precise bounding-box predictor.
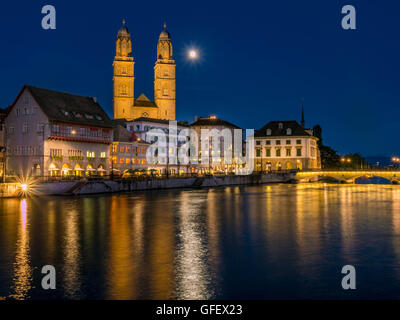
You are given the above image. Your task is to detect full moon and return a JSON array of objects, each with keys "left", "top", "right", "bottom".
[{"left": 188, "top": 50, "right": 197, "bottom": 59}]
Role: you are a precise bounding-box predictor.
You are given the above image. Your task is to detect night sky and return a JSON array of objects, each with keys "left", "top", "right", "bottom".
[{"left": 0, "top": 0, "right": 399, "bottom": 156}]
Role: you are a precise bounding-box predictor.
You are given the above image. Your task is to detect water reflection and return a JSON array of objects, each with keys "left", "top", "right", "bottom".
[
  {"left": 175, "top": 191, "right": 212, "bottom": 299},
  {"left": 1, "top": 184, "right": 400, "bottom": 299},
  {"left": 9, "top": 199, "right": 32, "bottom": 299},
  {"left": 62, "top": 209, "right": 81, "bottom": 299}
]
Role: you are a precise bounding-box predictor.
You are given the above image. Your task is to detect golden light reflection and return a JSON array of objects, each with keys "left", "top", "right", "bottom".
[
  {"left": 62, "top": 210, "right": 81, "bottom": 299},
  {"left": 9, "top": 199, "right": 32, "bottom": 299}
]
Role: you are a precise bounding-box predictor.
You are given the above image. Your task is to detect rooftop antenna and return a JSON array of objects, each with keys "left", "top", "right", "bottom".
[{"left": 300, "top": 98, "right": 305, "bottom": 127}]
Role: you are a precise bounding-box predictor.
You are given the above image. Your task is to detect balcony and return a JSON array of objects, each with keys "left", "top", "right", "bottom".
[{"left": 48, "top": 128, "right": 112, "bottom": 144}]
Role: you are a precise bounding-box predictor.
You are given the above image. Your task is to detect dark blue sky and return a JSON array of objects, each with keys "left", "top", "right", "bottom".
[{"left": 0, "top": 1, "right": 399, "bottom": 156}]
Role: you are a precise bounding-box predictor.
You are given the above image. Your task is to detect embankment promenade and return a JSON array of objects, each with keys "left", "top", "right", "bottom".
[{"left": 0, "top": 172, "right": 295, "bottom": 198}]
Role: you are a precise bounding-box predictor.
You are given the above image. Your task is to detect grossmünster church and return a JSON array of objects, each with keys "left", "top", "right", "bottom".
[{"left": 113, "top": 20, "right": 176, "bottom": 121}]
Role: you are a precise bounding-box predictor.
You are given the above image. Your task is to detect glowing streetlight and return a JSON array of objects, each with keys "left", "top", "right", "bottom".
[{"left": 20, "top": 184, "right": 28, "bottom": 192}]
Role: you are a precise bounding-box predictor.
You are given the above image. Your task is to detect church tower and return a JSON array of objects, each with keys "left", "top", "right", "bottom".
[
  {"left": 154, "top": 24, "right": 176, "bottom": 120},
  {"left": 113, "top": 19, "right": 134, "bottom": 120}
]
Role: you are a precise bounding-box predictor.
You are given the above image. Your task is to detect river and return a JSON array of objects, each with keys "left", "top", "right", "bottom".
[{"left": 0, "top": 183, "right": 400, "bottom": 299}]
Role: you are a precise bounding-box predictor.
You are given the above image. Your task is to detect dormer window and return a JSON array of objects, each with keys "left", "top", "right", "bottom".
[
  {"left": 286, "top": 128, "right": 292, "bottom": 135},
  {"left": 279, "top": 123, "right": 283, "bottom": 129},
  {"left": 266, "top": 129, "right": 272, "bottom": 136}
]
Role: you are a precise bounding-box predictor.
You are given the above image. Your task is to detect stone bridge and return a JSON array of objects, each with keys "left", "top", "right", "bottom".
[{"left": 296, "top": 170, "right": 400, "bottom": 184}]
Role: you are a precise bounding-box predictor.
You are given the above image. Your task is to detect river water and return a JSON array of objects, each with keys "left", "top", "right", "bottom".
[{"left": 0, "top": 183, "right": 400, "bottom": 300}]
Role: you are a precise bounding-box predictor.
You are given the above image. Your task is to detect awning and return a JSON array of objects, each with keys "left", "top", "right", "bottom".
[
  {"left": 97, "top": 168, "right": 106, "bottom": 172},
  {"left": 48, "top": 168, "right": 60, "bottom": 171},
  {"left": 112, "top": 168, "right": 120, "bottom": 171},
  {"left": 87, "top": 168, "right": 96, "bottom": 172},
  {"left": 74, "top": 168, "right": 84, "bottom": 171}
]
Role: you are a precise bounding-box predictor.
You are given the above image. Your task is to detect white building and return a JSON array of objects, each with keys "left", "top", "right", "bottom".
[
  {"left": 4, "top": 86, "right": 114, "bottom": 179},
  {"left": 126, "top": 117, "right": 190, "bottom": 175},
  {"left": 189, "top": 116, "right": 243, "bottom": 174},
  {"left": 254, "top": 120, "right": 321, "bottom": 171}
]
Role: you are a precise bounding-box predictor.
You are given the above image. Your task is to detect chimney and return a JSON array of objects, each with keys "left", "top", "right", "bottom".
[{"left": 92, "top": 96, "right": 97, "bottom": 103}]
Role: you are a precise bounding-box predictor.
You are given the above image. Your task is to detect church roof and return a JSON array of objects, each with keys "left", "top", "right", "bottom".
[
  {"left": 255, "top": 121, "right": 312, "bottom": 137},
  {"left": 117, "top": 19, "right": 130, "bottom": 39},
  {"left": 19, "top": 85, "right": 114, "bottom": 128},
  {"left": 133, "top": 117, "right": 189, "bottom": 127},
  {"left": 190, "top": 116, "right": 241, "bottom": 129},
  {"left": 134, "top": 93, "right": 158, "bottom": 108}
]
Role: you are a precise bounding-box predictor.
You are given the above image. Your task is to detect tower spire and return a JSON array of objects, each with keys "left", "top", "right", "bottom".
[
  {"left": 301, "top": 98, "right": 305, "bottom": 127},
  {"left": 123, "top": 18, "right": 126, "bottom": 25}
]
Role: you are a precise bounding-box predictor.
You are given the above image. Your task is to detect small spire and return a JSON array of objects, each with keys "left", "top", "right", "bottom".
[
  {"left": 300, "top": 98, "right": 305, "bottom": 127},
  {"left": 123, "top": 18, "right": 126, "bottom": 25},
  {"left": 163, "top": 22, "right": 167, "bottom": 29}
]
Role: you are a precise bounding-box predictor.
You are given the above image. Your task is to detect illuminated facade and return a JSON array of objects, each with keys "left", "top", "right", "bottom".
[
  {"left": 113, "top": 21, "right": 176, "bottom": 121},
  {"left": 254, "top": 121, "right": 321, "bottom": 171},
  {"left": 189, "top": 116, "right": 242, "bottom": 174},
  {"left": 111, "top": 124, "right": 149, "bottom": 175},
  {"left": 0, "top": 107, "right": 8, "bottom": 177},
  {"left": 4, "top": 86, "right": 113, "bottom": 178},
  {"left": 126, "top": 117, "right": 190, "bottom": 175}
]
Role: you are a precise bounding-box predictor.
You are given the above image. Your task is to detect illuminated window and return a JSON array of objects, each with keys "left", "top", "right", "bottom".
[
  {"left": 100, "top": 152, "right": 106, "bottom": 158},
  {"left": 120, "top": 146, "right": 125, "bottom": 153},
  {"left": 87, "top": 151, "right": 95, "bottom": 158},
  {"left": 286, "top": 148, "right": 291, "bottom": 157},
  {"left": 120, "top": 158, "right": 124, "bottom": 164},
  {"left": 126, "top": 158, "right": 130, "bottom": 164}
]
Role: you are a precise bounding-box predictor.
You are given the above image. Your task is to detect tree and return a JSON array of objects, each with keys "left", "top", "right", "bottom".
[{"left": 313, "top": 124, "right": 340, "bottom": 169}]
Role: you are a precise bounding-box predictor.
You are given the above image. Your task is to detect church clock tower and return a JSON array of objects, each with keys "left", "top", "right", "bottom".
[
  {"left": 154, "top": 24, "right": 176, "bottom": 120},
  {"left": 113, "top": 19, "right": 134, "bottom": 120}
]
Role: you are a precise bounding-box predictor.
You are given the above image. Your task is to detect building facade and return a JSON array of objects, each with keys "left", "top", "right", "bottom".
[
  {"left": 0, "top": 107, "right": 8, "bottom": 178},
  {"left": 254, "top": 121, "right": 321, "bottom": 171},
  {"left": 113, "top": 21, "right": 176, "bottom": 121},
  {"left": 190, "top": 116, "right": 243, "bottom": 174},
  {"left": 111, "top": 124, "right": 149, "bottom": 176},
  {"left": 4, "top": 86, "right": 114, "bottom": 178},
  {"left": 126, "top": 117, "right": 190, "bottom": 175}
]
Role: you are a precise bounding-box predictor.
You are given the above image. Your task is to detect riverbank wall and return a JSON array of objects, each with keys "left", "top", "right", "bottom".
[{"left": 0, "top": 172, "right": 295, "bottom": 198}]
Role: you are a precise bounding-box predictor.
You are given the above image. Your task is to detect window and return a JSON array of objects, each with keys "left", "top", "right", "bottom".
[
  {"left": 126, "top": 158, "right": 130, "bottom": 164},
  {"left": 265, "top": 148, "right": 271, "bottom": 157},
  {"left": 286, "top": 148, "right": 291, "bottom": 157},
  {"left": 256, "top": 140, "right": 261, "bottom": 146},
  {"left": 24, "top": 107, "right": 29, "bottom": 115},
  {"left": 163, "top": 88, "right": 169, "bottom": 96},
  {"left": 278, "top": 123, "right": 283, "bottom": 129},
  {"left": 16, "top": 108, "right": 20, "bottom": 116},
  {"left": 126, "top": 147, "right": 131, "bottom": 153},
  {"left": 276, "top": 140, "right": 281, "bottom": 145},
  {"left": 296, "top": 148, "right": 302, "bottom": 157},
  {"left": 22, "top": 123, "right": 28, "bottom": 133},
  {"left": 266, "top": 129, "right": 271, "bottom": 136},
  {"left": 53, "top": 125, "right": 60, "bottom": 134},
  {"left": 100, "top": 152, "right": 106, "bottom": 158},
  {"left": 276, "top": 148, "right": 281, "bottom": 157},
  {"left": 132, "top": 158, "right": 135, "bottom": 164},
  {"left": 87, "top": 151, "right": 95, "bottom": 158},
  {"left": 286, "top": 140, "right": 291, "bottom": 145},
  {"left": 266, "top": 140, "right": 271, "bottom": 145},
  {"left": 296, "top": 139, "right": 302, "bottom": 145},
  {"left": 80, "top": 128, "right": 85, "bottom": 136},
  {"left": 286, "top": 128, "right": 292, "bottom": 135},
  {"left": 120, "top": 158, "right": 125, "bottom": 164},
  {"left": 256, "top": 149, "right": 261, "bottom": 157},
  {"left": 120, "top": 146, "right": 125, "bottom": 153}
]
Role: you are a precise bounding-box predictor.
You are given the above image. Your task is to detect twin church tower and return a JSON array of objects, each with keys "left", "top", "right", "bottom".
[{"left": 113, "top": 20, "right": 176, "bottom": 121}]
